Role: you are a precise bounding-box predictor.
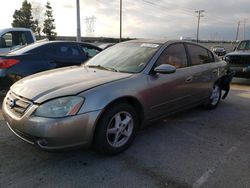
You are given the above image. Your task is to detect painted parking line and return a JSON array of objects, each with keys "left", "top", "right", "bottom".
[
  {"left": 231, "top": 84, "right": 250, "bottom": 92},
  {"left": 238, "top": 92, "right": 250, "bottom": 99},
  {"left": 192, "top": 141, "right": 242, "bottom": 188}
]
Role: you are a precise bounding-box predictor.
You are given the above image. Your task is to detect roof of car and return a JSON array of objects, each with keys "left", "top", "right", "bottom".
[
  {"left": 33, "top": 40, "right": 102, "bottom": 49},
  {"left": 124, "top": 39, "right": 201, "bottom": 45},
  {"left": 125, "top": 39, "right": 169, "bottom": 44},
  {"left": 0, "top": 28, "right": 33, "bottom": 35}
]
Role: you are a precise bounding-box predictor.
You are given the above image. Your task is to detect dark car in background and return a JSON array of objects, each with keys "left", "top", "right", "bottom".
[
  {"left": 211, "top": 46, "right": 226, "bottom": 57},
  {"left": 0, "top": 41, "right": 102, "bottom": 89},
  {"left": 224, "top": 40, "right": 250, "bottom": 78},
  {"left": 98, "top": 43, "right": 115, "bottom": 50}
]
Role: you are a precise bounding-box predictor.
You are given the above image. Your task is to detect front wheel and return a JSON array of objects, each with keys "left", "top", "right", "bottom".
[
  {"left": 206, "top": 83, "right": 222, "bottom": 109},
  {"left": 94, "top": 103, "right": 139, "bottom": 155}
]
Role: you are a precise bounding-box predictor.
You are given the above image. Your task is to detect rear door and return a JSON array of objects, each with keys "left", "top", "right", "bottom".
[{"left": 185, "top": 43, "right": 218, "bottom": 101}]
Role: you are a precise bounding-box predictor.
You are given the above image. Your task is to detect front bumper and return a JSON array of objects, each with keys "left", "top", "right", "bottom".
[
  {"left": 2, "top": 96, "right": 102, "bottom": 150},
  {"left": 229, "top": 65, "right": 250, "bottom": 78}
]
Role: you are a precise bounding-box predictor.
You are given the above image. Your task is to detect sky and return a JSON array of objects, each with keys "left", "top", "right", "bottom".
[{"left": 0, "top": 0, "right": 249, "bottom": 41}]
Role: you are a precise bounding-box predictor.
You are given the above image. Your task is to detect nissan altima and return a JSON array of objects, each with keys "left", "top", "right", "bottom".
[{"left": 2, "top": 39, "right": 232, "bottom": 154}]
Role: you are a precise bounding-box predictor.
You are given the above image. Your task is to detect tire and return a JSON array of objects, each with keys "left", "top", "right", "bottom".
[
  {"left": 206, "top": 83, "right": 222, "bottom": 109},
  {"left": 94, "top": 103, "right": 139, "bottom": 155}
]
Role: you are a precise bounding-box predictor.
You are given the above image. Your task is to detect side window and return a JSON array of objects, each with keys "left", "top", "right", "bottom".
[
  {"left": 207, "top": 50, "right": 215, "bottom": 62},
  {"left": 55, "top": 45, "right": 82, "bottom": 58},
  {"left": 2, "top": 32, "right": 13, "bottom": 47},
  {"left": 156, "top": 43, "right": 187, "bottom": 69},
  {"left": 81, "top": 46, "right": 100, "bottom": 58},
  {"left": 2, "top": 31, "right": 29, "bottom": 48},
  {"left": 187, "top": 44, "right": 213, "bottom": 65},
  {"left": 24, "top": 31, "right": 34, "bottom": 44}
]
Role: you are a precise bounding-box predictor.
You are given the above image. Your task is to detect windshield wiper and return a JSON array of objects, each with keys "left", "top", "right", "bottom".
[
  {"left": 87, "top": 65, "right": 119, "bottom": 72},
  {"left": 105, "top": 66, "right": 119, "bottom": 72}
]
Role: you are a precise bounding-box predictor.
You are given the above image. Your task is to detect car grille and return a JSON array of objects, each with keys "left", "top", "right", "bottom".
[
  {"left": 229, "top": 55, "right": 250, "bottom": 65},
  {"left": 5, "top": 92, "right": 32, "bottom": 117}
]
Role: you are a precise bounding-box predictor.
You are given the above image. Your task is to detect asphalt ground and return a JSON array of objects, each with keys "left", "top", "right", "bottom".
[{"left": 0, "top": 78, "right": 250, "bottom": 188}]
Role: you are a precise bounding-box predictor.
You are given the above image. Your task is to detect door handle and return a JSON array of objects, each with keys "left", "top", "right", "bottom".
[{"left": 185, "top": 76, "right": 193, "bottom": 83}]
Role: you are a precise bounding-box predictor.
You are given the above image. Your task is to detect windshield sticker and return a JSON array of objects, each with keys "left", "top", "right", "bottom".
[{"left": 141, "top": 43, "right": 159, "bottom": 48}]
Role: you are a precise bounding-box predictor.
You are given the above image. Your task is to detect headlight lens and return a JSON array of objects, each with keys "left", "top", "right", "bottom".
[
  {"left": 34, "top": 96, "right": 84, "bottom": 118},
  {"left": 224, "top": 56, "right": 230, "bottom": 62}
]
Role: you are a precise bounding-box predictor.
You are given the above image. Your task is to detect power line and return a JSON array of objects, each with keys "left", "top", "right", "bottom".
[{"left": 141, "top": 0, "right": 194, "bottom": 17}]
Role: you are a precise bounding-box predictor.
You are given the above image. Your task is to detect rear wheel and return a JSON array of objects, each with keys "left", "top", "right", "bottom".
[
  {"left": 206, "top": 83, "right": 222, "bottom": 109},
  {"left": 94, "top": 103, "right": 139, "bottom": 155}
]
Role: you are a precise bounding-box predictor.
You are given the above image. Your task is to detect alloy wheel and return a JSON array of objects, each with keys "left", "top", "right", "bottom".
[{"left": 106, "top": 111, "right": 134, "bottom": 148}]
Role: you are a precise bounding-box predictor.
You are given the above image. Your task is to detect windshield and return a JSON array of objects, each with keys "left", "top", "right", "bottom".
[
  {"left": 237, "top": 40, "right": 250, "bottom": 50},
  {"left": 85, "top": 42, "right": 161, "bottom": 73},
  {"left": 8, "top": 42, "right": 46, "bottom": 55}
]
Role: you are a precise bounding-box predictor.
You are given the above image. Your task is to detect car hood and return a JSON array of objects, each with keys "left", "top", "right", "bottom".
[
  {"left": 226, "top": 50, "right": 250, "bottom": 56},
  {"left": 11, "top": 66, "right": 132, "bottom": 103}
]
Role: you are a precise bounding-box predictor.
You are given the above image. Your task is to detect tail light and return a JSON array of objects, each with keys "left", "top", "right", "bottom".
[{"left": 0, "top": 59, "right": 20, "bottom": 69}]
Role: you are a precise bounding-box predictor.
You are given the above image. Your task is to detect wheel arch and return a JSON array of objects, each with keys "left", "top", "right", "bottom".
[
  {"left": 92, "top": 96, "right": 145, "bottom": 144},
  {"left": 99, "top": 96, "right": 144, "bottom": 126}
]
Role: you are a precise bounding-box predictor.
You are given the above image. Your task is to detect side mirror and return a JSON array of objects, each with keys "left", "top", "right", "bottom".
[{"left": 154, "top": 64, "right": 176, "bottom": 74}]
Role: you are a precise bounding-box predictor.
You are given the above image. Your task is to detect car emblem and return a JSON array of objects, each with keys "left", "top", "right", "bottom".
[{"left": 9, "top": 99, "right": 17, "bottom": 109}]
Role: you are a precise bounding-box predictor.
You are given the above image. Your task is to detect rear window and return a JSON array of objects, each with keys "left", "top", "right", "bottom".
[
  {"left": 8, "top": 42, "right": 45, "bottom": 55},
  {"left": 187, "top": 44, "right": 214, "bottom": 65},
  {"left": 54, "top": 45, "right": 82, "bottom": 58}
]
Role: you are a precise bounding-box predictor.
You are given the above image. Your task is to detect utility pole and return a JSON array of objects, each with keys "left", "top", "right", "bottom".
[
  {"left": 243, "top": 18, "right": 247, "bottom": 40},
  {"left": 76, "top": 0, "right": 81, "bottom": 42},
  {"left": 235, "top": 21, "right": 240, "bottom": 42},
  {"left": 119, "top": 0, "right": 122, "bottom": 42},
  {"left": 195, "top": 10, "right": 205, "bottom": 43}
]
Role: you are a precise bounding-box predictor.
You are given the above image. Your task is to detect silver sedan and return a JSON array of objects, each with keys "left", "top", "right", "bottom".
[{"left": 2, "top": 39, "right": 232, "bottom": 154}]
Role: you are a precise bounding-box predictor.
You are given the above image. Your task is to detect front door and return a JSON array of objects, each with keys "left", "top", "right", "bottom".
[{"left": 145, "top": 43, "right": 194, "bottom": 120}]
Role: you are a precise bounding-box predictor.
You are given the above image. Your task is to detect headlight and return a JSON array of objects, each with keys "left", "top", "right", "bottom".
[
  {"left": 224, "top": 56, "right": 230, "bottom": 62},
  {"left": 34, "top": 96, "right": 84, "bottom": 118}
]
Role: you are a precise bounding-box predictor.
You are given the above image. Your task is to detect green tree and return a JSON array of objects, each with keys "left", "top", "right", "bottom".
[
  {"left": 12, "top": 0, "right": 36, "bottom": 31},
  {"left": 43, "top": 1, "right": 57, "bottom": 40}
]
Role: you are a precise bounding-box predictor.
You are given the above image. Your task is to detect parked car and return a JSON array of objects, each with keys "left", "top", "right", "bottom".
[
  {"left": 210, "top": 46, "right": 226, "bottom": 57},
  {"left": 224, "top": 40, "right": 250, "bottom": 78},
  {"left": 98, "top": 43, "right": 115, "bottom": 50},
  {"left": 0, "top": 28, "right": 36, "bottom": 54},
  {"left": 2, "top": 40, "right": 233, "bottom": 155},
  {"left": 0, "top": 41, "right": 102, "bottom": 89}
]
